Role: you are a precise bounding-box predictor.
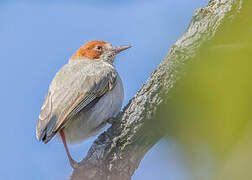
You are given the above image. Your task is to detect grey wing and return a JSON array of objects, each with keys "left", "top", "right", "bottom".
[
  {"left": 36, "top": 63, "right": 118, "bottom": 143},
  {"left": 36, "top": 92, "right": 55, "bottom": 142}
]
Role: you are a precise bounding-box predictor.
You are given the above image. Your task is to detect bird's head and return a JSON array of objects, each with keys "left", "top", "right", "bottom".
[{"left": 69, "top": 40, "right": 131, "bottom": 64}]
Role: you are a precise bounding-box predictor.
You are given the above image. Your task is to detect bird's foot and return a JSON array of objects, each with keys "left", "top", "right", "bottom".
[{"left": 70, "top": 158, "right": 80, "bottom": 169}]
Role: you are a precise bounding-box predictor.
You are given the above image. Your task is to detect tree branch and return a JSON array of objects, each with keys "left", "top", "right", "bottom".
[{"left": 70, "top": 0, "right": 243, "bottom": 179}]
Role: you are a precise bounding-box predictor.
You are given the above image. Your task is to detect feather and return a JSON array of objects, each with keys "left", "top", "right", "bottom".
[{"left": 36, "top": 59, "right": 117, "bottom": 143}]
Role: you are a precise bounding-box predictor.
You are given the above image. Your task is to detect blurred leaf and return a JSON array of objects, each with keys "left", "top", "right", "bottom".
[{"left": 161, "top": 0, "right": 252, "bottom": 179}]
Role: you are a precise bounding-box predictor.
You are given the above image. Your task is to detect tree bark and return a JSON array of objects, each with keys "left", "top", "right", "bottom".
[{"left": 70, "top": 0, "right": 243, "bottom": 179}]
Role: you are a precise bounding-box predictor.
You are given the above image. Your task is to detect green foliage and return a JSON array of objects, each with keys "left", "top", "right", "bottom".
[{"left": 162, "top": 1, "right": 252, "bottom": 179}]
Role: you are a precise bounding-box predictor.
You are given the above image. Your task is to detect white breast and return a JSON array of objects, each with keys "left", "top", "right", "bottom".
[{"left": 63, "top": 76, "right": 124, "bottom": 144}]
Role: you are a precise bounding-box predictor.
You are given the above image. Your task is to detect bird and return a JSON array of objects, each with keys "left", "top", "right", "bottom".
[{"left": 36, "top": 40, "right": 131, "bottom": 168}]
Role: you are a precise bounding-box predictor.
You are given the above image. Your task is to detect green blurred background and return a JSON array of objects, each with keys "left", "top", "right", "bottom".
[{"left": 162, "top": 1, "right": 252, "bottom": 179}]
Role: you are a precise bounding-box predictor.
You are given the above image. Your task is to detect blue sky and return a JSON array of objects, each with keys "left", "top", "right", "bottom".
[{"left": 0, "top": 1, "right": 208, "bottom": 179}]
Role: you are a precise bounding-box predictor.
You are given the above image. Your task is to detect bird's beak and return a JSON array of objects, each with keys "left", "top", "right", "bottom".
[{"left": 114, "top": 45, "right": 131, "bottom": 54}]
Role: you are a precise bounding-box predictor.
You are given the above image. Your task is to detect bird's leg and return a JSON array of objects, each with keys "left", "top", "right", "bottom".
[
  {"left": 107, "top": 117, "right": 117, "bottom": 124},
  {"left": 59, "top": 130, "right": 78, "bottom": 169}
]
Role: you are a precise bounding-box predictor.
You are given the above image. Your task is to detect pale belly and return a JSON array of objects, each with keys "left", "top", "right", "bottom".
[{"left": 63, "top": 77, "right": 124, "bottom": 144}]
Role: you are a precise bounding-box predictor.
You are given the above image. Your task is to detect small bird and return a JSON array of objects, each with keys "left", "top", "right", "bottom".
[{"left": 36, "top": 40, "right": 131, "bottom": 168}]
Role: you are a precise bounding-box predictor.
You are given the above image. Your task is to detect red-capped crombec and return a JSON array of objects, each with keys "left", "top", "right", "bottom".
[{"left": 36, "top": 40, "right": 131, "bottom": 168}]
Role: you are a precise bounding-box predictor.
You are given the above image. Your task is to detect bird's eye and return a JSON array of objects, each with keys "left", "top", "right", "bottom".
[{"left": 95, "top": 46, "right": 103, "bottom": 50}]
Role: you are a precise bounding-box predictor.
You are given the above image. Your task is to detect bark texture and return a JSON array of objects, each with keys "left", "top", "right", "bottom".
[{"left": 70, "top": 0, "right": 243, "bottom": 179}]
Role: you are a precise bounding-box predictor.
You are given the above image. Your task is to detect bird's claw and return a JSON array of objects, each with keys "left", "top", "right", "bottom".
[{"left": 70, "top": 159, "right": 80, "bottom": 169}]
